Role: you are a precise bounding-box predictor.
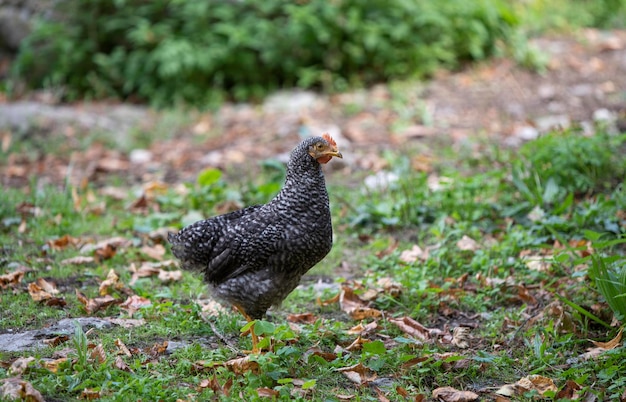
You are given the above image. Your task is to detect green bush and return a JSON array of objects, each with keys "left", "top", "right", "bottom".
[{"left": 12, "top": 0, "right": 525, "bottom": 107}]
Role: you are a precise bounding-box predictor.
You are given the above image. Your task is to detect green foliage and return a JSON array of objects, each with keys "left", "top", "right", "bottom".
[
  {"left": 588, "top": 252, "right": 626, "bottom": 321},
  {"left": 515, "top": 130, "right": 626, "bottom": 198},
  {"left": 515, "top": 0, "right": 626, "bottom": 33},
  {"left": 12, "top": 0, "right": 526, "bottom": 107}
]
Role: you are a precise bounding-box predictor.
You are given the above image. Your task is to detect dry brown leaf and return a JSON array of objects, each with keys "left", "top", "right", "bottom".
[
  {"left": 377, "top": 277, "right": 402, "bottom": 297},
  {"left": 94, "top": 244, "right": 117, "bottom": 261},
  {"left": 346, "top": 321, "right": 378, "bottom": 335},
  {"left": 198, "top": 374, "right": 232, "bottom": 396},
  {"left": 304, "top": 347, "right": 337, "bottom": 362},
  {"left": 223, "top": 356, "right": 260, "bottom": 375},
  {"left": 456, "top": 235, "right": 480, "bottom": 251},
  {"left": 344, "top": 335, "right": 367, "bottom": 351},
  {"left": 120, "top": 295, "right": 152, "bottom": 316},
  {"left": 16, "top": 202, "right": 42, "bottom": 217},
  {"left": 556, "top": 379, "right": 583, "bottom": 400},
  {"left": 399, "top": 244, "right": 428, "bottom": 263},
  {"left": 317, "top": 292, "right": 340, "bottom": 306},
  {"left": 80, "top": 388, "right": 101, "bottom": 400},
  {"left": 0, "top": 270, "right": 25, "bottom": 289},
  {"left": 140, "top": 244, "right": 166, "bottom": 261},
  {"left": 0, "top": 377, "right": 45, "bottom": 402},
  {"left": 451, "top": 327, "right": 470, "bottom": 348},
  {"left": 257, "top": 387, "right": 280, "bottom": 398},
  {"left": 146, "top": 341, "right": 169, "bottom": 357},
  {"left": 91, "top": 343, "right": 107, "bottom": 364},
  {"left": 522, "top": 255, "right": 552, "bottom": 272},
  {"left": 339, "top": 286, "right": 382, "bottom": 320},
  {"left": 515, "top": 375, "right": 557, "bottom": 396},
  {"left": 115, "top": 338, "right": 132, "bottom": 357},
  {"left": 157, "top": 269, "right": 182, "bottom": 283},
  {"left": 287, "top": 312, "right": 318, "bottom": 324},
  {"left": 517, "top": 285, "right": 538, "bottom": 305},
  {"left": 128, "top": 262, "right": 160, "bottom": 285},
  {"left": 114, "top": 356, "right": 133, "bottom": 372},
  {"left": 498, "top": 375, "right": 558, "bottom": 397},
  {"left": 41, "top": 357, "right": 68, "bottom": 374},
  {"left": 590, "top": 326, "right": 623, "bottom": 349},
  {"left": 432, "top": 386, "right": 479, "bottom": 401},
  {"left": 47, "top": 234, "right": 81, "bottom": 251},
  {"left": 401, "top": 356, "right": 430, "bottom": 369},
  {"left": 337, "top": 363, "right": 377, "bottom": 386},
  {"left": 28, "top": 278, "right": 59, "bottom": 301},
  {"left": 75, "top": 289, "right": 120, "bottom": 314},
  {"left": 388, "top": 316, "right": 439, "bottom": 342},
  {"left": 106, "top": 318, "right": 146, "bottom": 328},
  {"left": 98, "top": 269, "right": 124, "bottom": 296},
  {"left": 8, "top": 357, "right": 36, "bottom": 376},
  {"left": 42, "top": 335, "right": 70, "bottom": 347},
  {"left": 62, "top": 256, "right": 95, "bottom": 266}
]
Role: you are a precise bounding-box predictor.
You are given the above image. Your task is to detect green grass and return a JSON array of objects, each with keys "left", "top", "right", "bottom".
[{"left": 1, "top": 125, "right": 626, "bottom": 401}]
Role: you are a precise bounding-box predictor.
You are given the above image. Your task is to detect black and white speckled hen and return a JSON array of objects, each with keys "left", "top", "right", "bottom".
[{"left": 168, "top": 134, "right": 342, "bottom": 342}]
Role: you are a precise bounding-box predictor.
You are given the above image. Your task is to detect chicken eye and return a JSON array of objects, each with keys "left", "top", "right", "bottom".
[{"left": 316, "top": 143, "right": 324, "bottom": 150}]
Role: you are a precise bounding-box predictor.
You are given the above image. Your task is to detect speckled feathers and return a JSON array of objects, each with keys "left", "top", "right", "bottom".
[{"left": 168, "top": 135, "right": 341, "bottom": 319}]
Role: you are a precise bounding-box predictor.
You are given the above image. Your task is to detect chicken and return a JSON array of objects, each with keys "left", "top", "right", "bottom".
[{"left": 168, "top": 134, "right": 342, "bottom": 350}]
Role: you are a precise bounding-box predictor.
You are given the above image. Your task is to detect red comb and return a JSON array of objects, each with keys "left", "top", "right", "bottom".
[{"left": 322, "top": 133, "right": 337, "bottom": 147}]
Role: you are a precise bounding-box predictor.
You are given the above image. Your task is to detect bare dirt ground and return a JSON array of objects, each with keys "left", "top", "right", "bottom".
[{"left": 1, "top": 29, "right": 626, "bottom": 189}]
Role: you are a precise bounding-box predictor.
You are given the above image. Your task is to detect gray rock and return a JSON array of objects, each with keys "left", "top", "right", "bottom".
[{"left": 0, "top": 317, "right": 114, "bottom": 352}]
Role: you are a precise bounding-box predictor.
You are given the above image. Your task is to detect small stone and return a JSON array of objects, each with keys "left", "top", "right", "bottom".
[{"left": 129, "top": 149, "right": 152, "bottom": 164}]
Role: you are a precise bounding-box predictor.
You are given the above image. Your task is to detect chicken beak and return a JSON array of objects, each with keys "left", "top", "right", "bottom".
[{"left": 327, "top": 150, "right": 343, "bottom": 159}]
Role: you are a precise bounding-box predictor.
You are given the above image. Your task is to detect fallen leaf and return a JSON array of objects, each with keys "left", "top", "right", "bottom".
[
  {"left": 120, "top": 295, "right": 152, "bottom": 316},
  {"left": 344, "top": 335, "right": 367, "bottom": 351},
  {"left": 62, "top": 256, "right": 95, "bottom": 266},
  {"left": 75, "top": 289, "right": 120, "bottom": 314},
  {"left": 146, "top": 341, "right": 169, "bottom": 357},
  {"left": 91, "top": 343, "right": 106, "bottom": 364},
  {"left": 556, "top": 379, "right": 583, "bottom": 400},
  {"left": 337, "top": 363, "right": 377, "bottom": 386},
  {"left": 106, "top": 318, "right": 146, "bottom": 328},
  {"left": 399, "top": 244, "right": 428, "bottom": 263},
  {"left": 198, "top": 374, "right": 232, "bottom": 396},
  {"left": 41, "top": 357, "right": 67, "bottom": 373},
  {"left": 432, "top": 386, "right": 479, "bottom": 401},
  {"left": 80, "top": 388, "right": 101, "bottom": 400},
  {"left": 287, "top": 312, "right": 318, "bottom": 324},
  {"left": 99, "top": 269, "right": 125, "bottom": 296},
  {"left": 498, "top": 375, "right": 558, "bottom": 397},
  {"left": 47, "top": 234, "right": 81, "bottom": 251},
  {"left": 0, "top": 270, "right": 25, "bottom": 289},
  {"left": 515, "top": 375, "right": 557, "bottom": 396},
  {"left": 346, "top": 321, "right": 378, "bottom": 335},
  {"left": 42, "top": 335, "right": 70, "bottom": 347},
  {"left": 304, "top": 347, "right": 337, "bottom": 362},
  {"left": 8, "top": 357, "right": 35, "bottom": 376},
  {"left": 456, "top": 235, "right": 480, "bottom": 251},
  {"left": 140, "top": 244, "right": 166, "bottom": 261},
  {"left": 257, "top": 387, "right": 279, "bottom": 397},
  {"left": 522, "top": 255, "right": 552, "bottom": 272},
  {"left": 389, "top": 316, "right": 441, "bottom": 342},
  {"left": 0, "top": 377, "right": 45, "bottom": 402},
  {"left": 590, "top": 326, "right": 623, "bottom": 349},
  {"left": 157, "top": 269, "right": 182, "bottom": 283},
  {"left": 115, "top": 339, "right": 132, "bottom": 357},
  {"left": 451, "top": 327, "right": 470, "bottom": 348},
  {"left": 114, "top": 356, "right": 133, "bottom": 372},
  {"left": 28, "top": 278, "right": 63, "bottom": 305},
  {"left": 516, "top": 285, "right": 538, "bottom": 305},
  {"left": 339, "top": 286, "right": 382, "bottom": 320},
  {"left": 224, "top": 356, "right": 260, "bottom": 375},
  {"left": 317, "top": 292, "right": 340, "bottom": 306}
]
